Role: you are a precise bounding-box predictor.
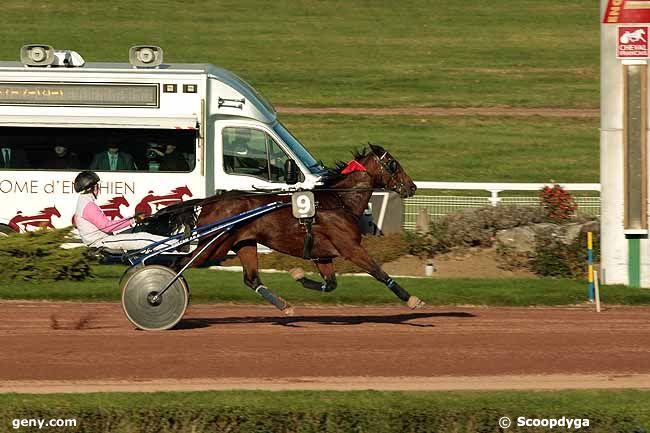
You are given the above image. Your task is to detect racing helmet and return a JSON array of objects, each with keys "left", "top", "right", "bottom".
[{"left": 74, "top": 170, "right": 100, "bottom": 193}]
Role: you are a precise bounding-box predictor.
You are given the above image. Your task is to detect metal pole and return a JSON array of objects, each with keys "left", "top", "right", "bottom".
[
  {"left": 588, "top": 231, "right": 595, "bottom": 301},
  {"left": 594, "top": 270, "right": 601, "bottom": 313}
]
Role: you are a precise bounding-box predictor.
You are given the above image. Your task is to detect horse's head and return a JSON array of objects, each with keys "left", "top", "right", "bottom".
[
  {"left": 42, "top": 206, "right": 61, "bottom": 218},
  {"left": 111, "top": 196, "right": 129, "bottom": 207},
  {"left": 359, "top": 144, "right": 417, "bottom": 198},
  {"left": 175, "top": 185, "right": 193, "bottom": 198}
]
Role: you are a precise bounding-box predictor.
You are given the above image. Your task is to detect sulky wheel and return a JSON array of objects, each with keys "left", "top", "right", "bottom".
[
  {"left": 119, "top": 266, "right": 141, "bottom": 291},
  {"left": 121, "top": 265, "right": 189, "bottom": 331},
  {"left": 119, "top": 265, "right": 188, "bottom": 294}
]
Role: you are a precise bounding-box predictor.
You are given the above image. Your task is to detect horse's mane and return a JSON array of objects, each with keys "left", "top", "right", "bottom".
[
  {"left": 320, "top": 144, "right": 383, "bottom": 187},
  {"left": 133, "top": 198, "right": 203, "bottom": 236}
]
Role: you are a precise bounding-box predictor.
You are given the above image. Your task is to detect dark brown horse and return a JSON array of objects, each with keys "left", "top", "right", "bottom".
[{"left": 162, "top": 144, "right": 421, "bottom": 314}]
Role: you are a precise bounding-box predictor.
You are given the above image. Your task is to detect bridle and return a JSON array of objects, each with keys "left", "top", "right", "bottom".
[{"left": 372, "top": 151, "right": 408, "bottom": 197}]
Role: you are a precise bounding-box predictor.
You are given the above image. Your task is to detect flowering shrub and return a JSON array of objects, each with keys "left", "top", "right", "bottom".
[{"left": 539, "top": 183, "right": 578, "bottom": 223}]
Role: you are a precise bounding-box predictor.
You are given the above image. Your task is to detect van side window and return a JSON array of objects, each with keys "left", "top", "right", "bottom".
[
  {"left": 268, "top": 137, "right": 289, "bottom": 182},
  {"left": 0, "top": 128, "right": 197, "bottom": 172},
  {"left": 0, "top": 144, "right": 31, "bottom": 169},
  {"left": 223, "top": 127, "right": 290, "bottom": 182}
]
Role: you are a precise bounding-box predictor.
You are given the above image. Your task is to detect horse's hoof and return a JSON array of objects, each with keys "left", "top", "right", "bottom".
[
  {"left": 407, "top": 296, "right": 425, "bottom": 309},
  {"left": 289, "top": 267, "right": 305, "bottom": 281}
]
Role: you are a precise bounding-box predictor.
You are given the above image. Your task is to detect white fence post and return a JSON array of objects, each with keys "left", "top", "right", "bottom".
[{"left": 488, "top": 189, "right": 502, "bottom": 207}]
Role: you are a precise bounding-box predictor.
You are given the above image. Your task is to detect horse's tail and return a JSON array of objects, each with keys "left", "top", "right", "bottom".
[{"left": 134, "top": 198, "right": 203, "bottom": 237}]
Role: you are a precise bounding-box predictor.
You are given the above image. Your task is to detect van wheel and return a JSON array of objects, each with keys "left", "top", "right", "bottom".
[{"left": 0, "top": 225, "right": 16, "bottom": 238}]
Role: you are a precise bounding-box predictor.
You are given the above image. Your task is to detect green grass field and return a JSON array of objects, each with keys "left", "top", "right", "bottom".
[
  {"left": 1, "top": 265, "right": 646, "bottom": 306},
  {"left": 1, "top": 390, "right": 648, "bottom": 432},
  {"left": 282, "top": 114, "right": 599, "bottom": 182},
  {"left": 0, "top": 1, "right": 601, "bottom": 183},
  {"left": 1, "top": 1, "right": 598, "bottom": 109}
]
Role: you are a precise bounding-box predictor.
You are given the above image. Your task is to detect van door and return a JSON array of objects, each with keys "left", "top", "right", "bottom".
[{"left": 214, "top": 121, "right": 313, "bottom": 192}]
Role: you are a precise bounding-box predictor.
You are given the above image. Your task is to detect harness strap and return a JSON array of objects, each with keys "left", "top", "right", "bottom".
[{"left": 301, "top": 218, "right": 314, "bottom": 259}]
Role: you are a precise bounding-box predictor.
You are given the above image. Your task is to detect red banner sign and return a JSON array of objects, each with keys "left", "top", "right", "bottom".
[
  {"left": 604, "top": 0, "right": 650, "bottom": 23},
  {"left": 618, "top": 26, "right": 649, "bottom": 58}
]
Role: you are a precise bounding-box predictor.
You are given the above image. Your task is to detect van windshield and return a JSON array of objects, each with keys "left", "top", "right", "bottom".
[{"left": 272, "top": 122, "right": 324, "bottom": 175}]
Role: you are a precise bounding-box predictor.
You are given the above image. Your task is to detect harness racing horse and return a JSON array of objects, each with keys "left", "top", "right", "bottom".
[{"left": 149, "top": 144, "right": 422, "bottom": 315}]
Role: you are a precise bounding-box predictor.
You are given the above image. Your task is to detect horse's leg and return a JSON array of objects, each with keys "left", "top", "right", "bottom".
[
  {"left": 179, "top": 236, "right": 292, "bottom": 315},
  {"left": 289, "top": 259, "right": 337, "bottom": 292},
  {"left": 236, "top": 242, "right": 294, "bottom": 316},
  {"left": 341, "top": 244, "right": 424, "bottom": 309}
]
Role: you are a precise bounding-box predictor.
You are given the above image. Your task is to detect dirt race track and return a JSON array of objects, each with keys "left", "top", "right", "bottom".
[{"left": 1, "top": 301, "right": 650, "bottom": 393}]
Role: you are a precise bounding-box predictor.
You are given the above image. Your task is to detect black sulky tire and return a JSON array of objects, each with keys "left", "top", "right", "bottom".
[
  {"left": 0, "top": 225, "right": 16, "bottom": 238},
  {"left": 121, "top": 265, "right": 189, "bottom": 331},
  {"left": 119, "top": 266, "right": 141, "bottom": 291}
]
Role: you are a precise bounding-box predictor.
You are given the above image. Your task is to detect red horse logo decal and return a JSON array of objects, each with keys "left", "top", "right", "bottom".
[
  {"left": 9, "top": 206, "right": 61, "bottom": 232},
  {"left": 101, "top": 196, "right": 130, "bottom": 220},
  {"left": 135, "top": 186, "right": 193, "bottom": 215}
]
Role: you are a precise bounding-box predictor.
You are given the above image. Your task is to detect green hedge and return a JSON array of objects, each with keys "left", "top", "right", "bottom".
[
  {"left": 1, "top": 390, "right": 649, "bottom": 433},
  {"left": 0, "top": 228, "right": 92, "bottom": 281}
]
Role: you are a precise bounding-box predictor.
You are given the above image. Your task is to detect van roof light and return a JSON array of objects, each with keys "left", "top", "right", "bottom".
[
  {"left": 20, "top": 45, "right": 85, "bottom": 67},
  {"left": 129, "top": 45, "right": 164, "bottom": 68},
  {"left": 20, "top": 44, "right": 55, "bottom": 67}
]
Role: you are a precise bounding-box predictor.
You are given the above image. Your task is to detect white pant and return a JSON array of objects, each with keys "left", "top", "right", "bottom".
[{"left": 92, "top": 232, "right": 170, "bottom": 252}]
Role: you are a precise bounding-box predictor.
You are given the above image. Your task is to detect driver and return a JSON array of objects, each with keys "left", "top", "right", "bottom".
[
  {"left": 231, "top": 128, "right": 252, "bottom": 155},
  {"left": 73, "top": 170, "right": 170, "bottom": 251}
]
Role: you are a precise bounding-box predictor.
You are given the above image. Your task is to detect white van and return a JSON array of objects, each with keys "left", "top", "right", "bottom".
[{"left": 0, "top": 45, "right": 326, "bottom": 235}]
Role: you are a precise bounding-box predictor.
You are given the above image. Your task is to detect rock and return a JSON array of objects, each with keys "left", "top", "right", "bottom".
[
  {"left": 496, "top": 226, "right": 537, "bottom": 253},
  {"left": 497, "top": 221, "right": 599, "bottom": 254},
  {"left": 536, "top": 221, "right": 600, "bottom": 245},
  {"left": 580, "top": 220, "right": 600, "bottom": 235},
  {"left": 562, "top": 223, "right": 583, "bottom": 245},
  {"left": 529, "top": 223, "right": 561, "bottom": 236},
  {"left": 567, "top": 220, "right": 600, "bottom": 245}
]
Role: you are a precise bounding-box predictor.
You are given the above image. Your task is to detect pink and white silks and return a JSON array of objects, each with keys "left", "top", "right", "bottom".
[{"left": 74, "top": 193, "right": 168, "bottom": 251}]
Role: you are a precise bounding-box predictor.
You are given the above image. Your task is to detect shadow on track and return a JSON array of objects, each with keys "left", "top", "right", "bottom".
[{"left": 175, "top": 311, "right": 475, "bottom": 330}]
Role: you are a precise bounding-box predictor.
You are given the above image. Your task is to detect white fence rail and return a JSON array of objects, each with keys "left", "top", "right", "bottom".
[{"left": 403, "top": 182, "right": 601, "bottom": 231}]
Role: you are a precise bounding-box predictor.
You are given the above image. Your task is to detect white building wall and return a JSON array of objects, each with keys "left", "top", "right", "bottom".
[
  {"left": 601, "top": 5, "right": 627, "bottom": 285},
  {"left": 601, "top": 2, "right": 650, "bottom": 286}
]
